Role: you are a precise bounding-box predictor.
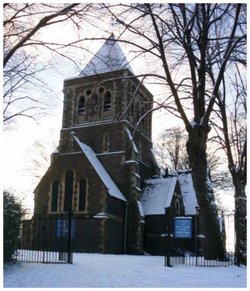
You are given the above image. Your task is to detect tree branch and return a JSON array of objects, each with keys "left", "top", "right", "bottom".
[{"left": 4, "top": 3, "right": 79, "bottom": 67}]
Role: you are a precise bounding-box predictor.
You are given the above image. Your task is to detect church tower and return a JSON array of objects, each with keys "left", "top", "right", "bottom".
[{"left": 33, "top": 35, "right": 159, "bottom": 254}]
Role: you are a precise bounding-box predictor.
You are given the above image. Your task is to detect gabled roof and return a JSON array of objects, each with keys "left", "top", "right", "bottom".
[
  {"left": 178, "top": 171, "right": 198, "bottom": 215},
  {"left": 72, "top": 133, "right": 127, "bottom": 202},
  {"left": 79, "top": 34, "right": 133, "bottom": 77},
  {"left": 141, "top": 177, "right": 177, "bottom": 215}
]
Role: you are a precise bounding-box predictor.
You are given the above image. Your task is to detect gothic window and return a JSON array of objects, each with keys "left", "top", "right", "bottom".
[
  {"left": 78, "top": 95, "right": 86, "bottom": 115},
  {"left": 51, "top": 181, "right": 59, "bottom": 212},
  {"left": 64, "top": 170, "right": 74, "bottom": 212},
  {"left": 104, "top": 91, "right": 112, "bottom": 111},
  {"left": 78, "top": 178, "right": 87, "bottom": 211}
]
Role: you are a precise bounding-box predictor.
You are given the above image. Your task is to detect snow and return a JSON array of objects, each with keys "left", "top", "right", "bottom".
[
  {"left": 62, "top": 119, "right": 114, "bottom": 130},
  {"left": 124, "top": 127, "right": 139, "bottom": 154},
  {"left": 178, "top": 171, "right": 199, "bottom": 215},
  {"left": 190, "top": 120, "right": 198, "bottom": 128},
  {"left": 93, "top": 212, "right": 109, "bottom": 219},
  {"left": 137, "top": 200, "right": 145, "bottom": 218},
  {"left": 79, "top": 34, "right": 133, "bottom": 77},
  {"left": 124, "top": 160, "right": 139, "bottom": 164},
  {"left": 72, "top": 133, "right": 126, "bottom": 202},
  {"left": 141, "top": 177, "right": 177, "bottom": 215},
  {"left": 4, "top": 253, "right": 246, "bottom": 288},
  {"left": 96, "top": 151, "right": 125, "bottom": 156}
]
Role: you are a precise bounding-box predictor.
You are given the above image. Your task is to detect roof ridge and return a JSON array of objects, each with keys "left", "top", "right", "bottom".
[
  {"left": 79, "top": 35, "right": 133, "bottom": 77},
  {"left": 71, "top": 132, "right": 127, "bottom": 202}
]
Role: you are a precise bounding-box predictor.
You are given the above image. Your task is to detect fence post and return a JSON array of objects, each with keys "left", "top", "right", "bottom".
[
  {"left": 195, "top": 207, "right": 199, "bottom": 266},
  {"left": 165, "top": 207, "right": 172, "bottom": 267},
  {"left": 67, "top": 207, "right": 73, "bottom": 264}
]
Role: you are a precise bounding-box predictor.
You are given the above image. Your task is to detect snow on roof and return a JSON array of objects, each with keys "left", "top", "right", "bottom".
[
  {"left": 141, "top": 177, "right": 177, "bottom": 215},
  {"left": 80, "top": 34, "right": 133, "bottom": 77},
  {"left": 72, "top": 133, "right": 126, "bottom": 202},
  {"left": 137, "top": 201, "right": 145, "bottom": 219},
  {"left": 124, "top": 127, "right": 139, "bottom": 154},
  {"left": 178, "top": 171, "right": 198, "bottom": 215}
]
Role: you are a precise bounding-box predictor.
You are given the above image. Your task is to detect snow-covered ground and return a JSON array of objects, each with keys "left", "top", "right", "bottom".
[{"left": 4, "top": 253, "right": 246, "bottom": 288}]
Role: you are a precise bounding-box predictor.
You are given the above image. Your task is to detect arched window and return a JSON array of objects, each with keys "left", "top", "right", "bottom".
[
  {"left": 78, "top": 178, "right": 87, "bottom": 211},
  {"left": 51, "top": 181, "right": 59, "bottom": 212},
  {"left": 78, "top": 95, "right": 86, "bottom": 115},
  {"left": 64, "top": 170, "right": 74, "bottom": 211},
  {"left": 104, "top": 91, "right": 112, "bottom": 111}
]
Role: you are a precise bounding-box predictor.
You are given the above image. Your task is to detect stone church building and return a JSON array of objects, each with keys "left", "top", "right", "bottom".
[{"left": 27, "top": 35, "right": 198, "bottom": 255}]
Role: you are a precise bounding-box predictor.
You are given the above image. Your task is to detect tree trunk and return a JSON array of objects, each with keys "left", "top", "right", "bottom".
[
  {"left": 232, "top": 171, "right": 247, "bottom": 265},
  {"left": 186, "top": 124, "right": 225, "bottom": 259}
]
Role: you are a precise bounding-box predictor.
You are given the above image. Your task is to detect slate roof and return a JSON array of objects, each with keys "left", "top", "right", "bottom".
[
  {"left": 141, "top": 177, "right": 178, "bottom": 215},
  {"left": 141, "top": 171, "right": 199, "bottom": 216},
  {"left": 72, "top": 132, "right": 127, "bottom": 202},
  {"left": 80, "top": 34, "right": 133, "bottom": 77}
]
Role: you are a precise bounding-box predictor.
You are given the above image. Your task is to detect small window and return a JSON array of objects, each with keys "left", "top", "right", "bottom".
[
  {"left": 98, "top": 87, "right": 104, "bottom": 94},
  {"left": 86, "top": 89, "right": 92, "bottom": 96},
  {"left": 104, "top": 91, "right": 112, "bottom": 112},
  {"left": 78, "top": 95, "right": 85, "bottom": 115},
  {"left": 79, "top": 178, "right": 87, "bottom": 211},
  {"left": 51, "top": 181, "right": 59, "bottom": 212}
]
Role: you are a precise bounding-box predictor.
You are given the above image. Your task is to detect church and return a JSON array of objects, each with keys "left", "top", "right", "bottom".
[{"left": 25, "top": 35, "right": 199, "bottom": 255}]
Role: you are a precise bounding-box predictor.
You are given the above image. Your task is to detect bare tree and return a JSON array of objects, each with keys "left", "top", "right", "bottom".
[
  {"left": 155, "top": 127, "right": 189, "bottom": 170},
  {"left": 155, "top": 127, "right": 233, "bottom": 207},
  {"left": 23, "top": 128, "right": 59, "bottom": 189},
  {"left": 3, "top": 3, "right": 94, "bottom": 124},
  {"left": 4, "top": 3, "right": 246, "bottom": 260},
  {"left": 211, "top": 63, "right": 247, "bottom": 265},
  {"left": 102, "top": 3, "right": 246, "bottom": 259}
]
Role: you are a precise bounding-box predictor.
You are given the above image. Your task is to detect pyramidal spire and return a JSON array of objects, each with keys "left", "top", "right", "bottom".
[{"left": 80, "top": 34, "right": 133, "bottom": 77}]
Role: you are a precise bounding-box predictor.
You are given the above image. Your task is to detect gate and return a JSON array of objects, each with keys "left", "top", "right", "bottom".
[
  {"left": 165, "top": 211, "right": 235, "bottom": 267},
  {"left": 14, "top": 208, "right": 73, "bottom": 264}
]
